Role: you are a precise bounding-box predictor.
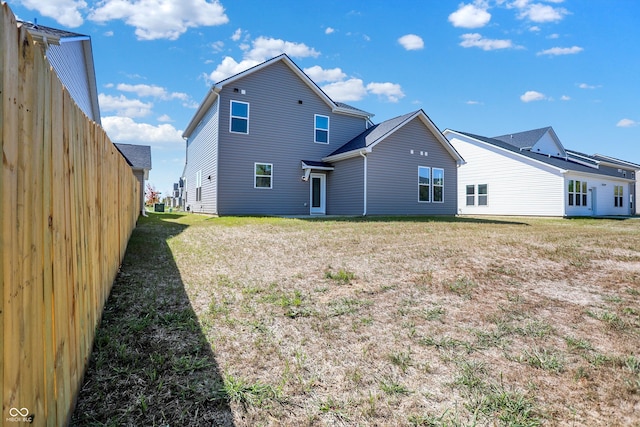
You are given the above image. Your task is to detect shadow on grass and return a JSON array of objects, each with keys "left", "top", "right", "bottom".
[{"left": 71, "top": 213, "right": 234, "bottom": 426}]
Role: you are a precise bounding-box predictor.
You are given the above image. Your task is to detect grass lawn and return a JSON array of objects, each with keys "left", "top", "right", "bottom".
[{"left": 72, "top": 213, "right": 640, "bottom": 426}]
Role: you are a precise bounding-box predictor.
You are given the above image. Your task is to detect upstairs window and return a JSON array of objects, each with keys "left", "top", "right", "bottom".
[
  {"left": 315, "top": 115, "right": 329, "bottom": 143},
  {"left": 614, "top": 185, "right": 624, "bottom": 207},
  {"left": 230, "top": 100, "right": 249, "bottom": 134}
]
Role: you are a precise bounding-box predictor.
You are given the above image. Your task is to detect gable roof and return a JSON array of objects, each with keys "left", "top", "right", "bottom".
[
  {"left": 493, "top": 127, "right": 552, "bottom": 149},
  {"left": 114, "top": 143, "right": 152, "bottom": 170},
  {"left": 324, "top": 110, "right": 463, "bottom": 163},
  {"left": 446, "top": 129, "right": 633, "bottom": 179},
  {"left": 183, "top": 54, "right": 373, "bottom": 138},
  {"left": 19, "top": 20, "right": 101, "bottom": 125}
]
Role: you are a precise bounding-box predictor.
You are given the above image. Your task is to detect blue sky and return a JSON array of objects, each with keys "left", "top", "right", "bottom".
[{"left": 9, "top": 0, "right": 640, "bottom": 197}]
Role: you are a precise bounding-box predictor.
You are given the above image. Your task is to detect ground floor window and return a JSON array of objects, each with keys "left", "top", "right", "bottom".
[
  {"left": 478, "top": 184, "right": 488, "bottom": 206},
  {"left": 614, "top": 185, "right": 624, "bottom": 207},
  {"left": 418, "top": 167, "right": 444, "bottom": 203},
  {"left": 568, "top": 180, "right": 587, "bottom": 206},
  {"left": 466, "top": 185, "right": 475, "bottom": 206},
  {"left": 255, "top": 163, "right": 273, "bottom": 189},
  {"left": 196, "top": 170, "right": 202, "bottom": 201}
]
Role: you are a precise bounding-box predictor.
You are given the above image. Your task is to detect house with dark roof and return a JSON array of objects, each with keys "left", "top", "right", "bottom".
[
  {"left": 444, "top": 127, "right": 637, "bottom": 217},
  {"left": 114, "top": 143, "right": 152, "bottom": 215},
  {"left": 19, "top": 20, "right": 101, "bottom": 124},
  {"left": 181, "top": 54, "right": 463, "bottom": 216}
]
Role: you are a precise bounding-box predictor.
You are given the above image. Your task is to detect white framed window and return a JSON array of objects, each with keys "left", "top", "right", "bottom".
[
  {"left": 418, "top": 166, "right": 431, "bottom": 202},
  {"left": 230, "top": 100, "right": 249, "bottom": 134},
  {"left": 568, "top": 180, "right": 587, "bottom": 206},
  {"left": 433, "top": 168, "right": 444, "bottom": 203},
  {"left": 466, "top": 185, "right": 475, "bottom": 206},
  {"left": 314, "top": 114, "right": 329, "bottom": 143},
  {"left": 255, "top": 163, "right": 272, "bottom": 189},
  {"left": 196, "top": 170, "right": 202, "bottom": 201},
  {"left": 614, "top": 185, "right": 624, "bottom": 207},
  {"left": 478, "top": 184, "right": 488, "bottom": 206}
]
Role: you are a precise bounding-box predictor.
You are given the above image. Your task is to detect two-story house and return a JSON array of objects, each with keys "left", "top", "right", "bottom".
[{"left": 182, "top": 54, "right": 463, "bottom": 216}]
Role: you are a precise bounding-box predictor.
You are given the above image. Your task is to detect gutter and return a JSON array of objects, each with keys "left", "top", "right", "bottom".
[{"left": 360, "top": 151, "right": 367, "bottom": 216}]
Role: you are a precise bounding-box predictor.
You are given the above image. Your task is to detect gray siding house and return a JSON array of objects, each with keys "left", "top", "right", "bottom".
[
  {"left": 114, "top": 143, "right": 152, "bottom": 215},
  {"left": 182, "top": 54, "right": 463, "bottom": 216}
]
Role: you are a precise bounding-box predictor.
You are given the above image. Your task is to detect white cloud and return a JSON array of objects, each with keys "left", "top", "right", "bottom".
[
  {"left": 211, "top": 40, "right": 224, "bottom": 52},
  {"left": 537, "top": 46, "right": 583, "bottom": 56},
  {"left": 17, "top": 0, "right": 87, "bottom": 27},
  {"left": 398, "top": 34, "right": 424, "bottom": 51},
  {"left": 466, "top": 100, "right": 483, "bottom": 105},
  {"left": 547, "top": 33, "right": 560, "bottom": 39},
  {"left": 88, "top": 0, "right": 229, "bottom": 41},
  {"left": 529, "top": 25, "right": 541, "bottom": 32},
  {"left": 459, "top": 33, "right": 513, "bottom": 50},
  {"left": 157, "top": 114, "right": 173, "bottom": 122},
  {"left": 560, "top": 95, "right": 570, "bottom": 101},
  {"left": 231, "top": 28, "right": 242, "bottom": 41},
  {"left": 246, "top": 36, "right": 320, "bottom": 62},
  {"left": 617, "top": 118, "right": 638, "bottom": 128},
  {"left": 205, "top": 37, "right": 320, "bottom": 84},
  {"left": 102, "top": 116, "right": 183, "bottom": 146},
  {"left": 448, "top": 1, "right": 491, "bottom": 28},
  {"left": 520, "top": 90, "right": 546, "bottom": 102},
  {"left": 366, "top": 82, "right": 405, "bottom": 103},
  {"left": 303, "top": 65, "right": 347, "bottom": 83},
  {"left": 321, "top": 79, "right": 368, "bottom": 102},
  {"left": 511, "top": 1, "right": 569, "bottom": 23},
  {"left": 98, "top": 93, "right": 153, "bottom": 117},
  {"left": 578, "top": 83, "right": 600, "bottom": 89},
  {"left": 325, "top": 27, "right": 335, "bottom": 35}
]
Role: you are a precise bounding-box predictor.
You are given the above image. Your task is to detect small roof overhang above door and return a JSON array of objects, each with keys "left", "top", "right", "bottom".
[{"left": 301, "top": 160, "right": 334, "bottom": 181}]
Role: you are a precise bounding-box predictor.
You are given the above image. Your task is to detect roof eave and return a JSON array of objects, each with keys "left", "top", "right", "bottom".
[
  {"left": 183, "top": 86, "right": 220, "bottom": 138},
  {"left": 322, "top": 147, "right": 371, "bottom": 163}
]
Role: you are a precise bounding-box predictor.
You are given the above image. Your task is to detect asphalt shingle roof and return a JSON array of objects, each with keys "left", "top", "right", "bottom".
[
  {"left": 492, "top": 126, "right": 552, "bottom": 149},
  {"left": 114, "top": 143, "right": 152, "bottom": 170},
  {"left": 19, "top": 20, "right": 86, "bottom": 39},
  {"left": 327, "top": 111, "right": 417, "bottom": 157},
  {"left": 453, "top": 130, "right": 627, "bottom": 179}
]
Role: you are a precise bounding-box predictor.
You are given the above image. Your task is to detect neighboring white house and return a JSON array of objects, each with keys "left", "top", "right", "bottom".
[{"left": 444, "top": 127, "right": 637, "bottom": 217}]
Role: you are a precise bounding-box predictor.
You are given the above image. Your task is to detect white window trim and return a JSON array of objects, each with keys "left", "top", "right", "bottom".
[
  {"left": 254, "top": 162, "right": 273, "bottom": 189},
  {"left": 314, "top": 114, "right": 329, "bottom": 144},
  {"left": 466, "top": 185, "right": 475, "bottom": 206},
  {"left": 196, "top": 170, "right": 202, "bottom": 202},
  {"left": 230, "top": 100, "right": 249, "bottom": 134},
  {"left": 418, "top": 166, "right": 431, "bottom": 203},
  {"left": 478, "top": 184, "right": 488, "bottom": 206},
  {"left": 433, "top": 168, "right": 445, "bottom": 203}
]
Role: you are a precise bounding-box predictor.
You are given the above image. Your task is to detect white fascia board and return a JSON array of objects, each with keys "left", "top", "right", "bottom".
[
  {"left": 446, "top": 129, "right": 568, "bottom": 174},
  {"left": 322, "top": 148, "right": 371, "bottom": 163},
  {"left": 593, "top": 154, "right": 640, "bottom": 170},
  {"left": 564, "top": 170, "right": 635, "bottom": 183}
]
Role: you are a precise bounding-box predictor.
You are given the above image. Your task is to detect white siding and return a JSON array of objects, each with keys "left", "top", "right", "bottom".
[
  {"left": 566, "top": 173, "right": 633, "bottom": 216},
  {"left": 449, "top": 134, "right": 565, "bottom": 216},
  {"left": 45, "top": 41, "right": 95, "bottom": 121},
  {"left": 185, "top": 98, "right": 219, "bottom": 213}
]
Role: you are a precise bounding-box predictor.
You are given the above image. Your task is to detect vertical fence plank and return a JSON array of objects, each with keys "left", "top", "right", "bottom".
[
  {"left": 2, "top": 4, "right": 141, "bottom": 424},
  {"left": 2, "top": 4, "right": 21, "bottom": 417}
]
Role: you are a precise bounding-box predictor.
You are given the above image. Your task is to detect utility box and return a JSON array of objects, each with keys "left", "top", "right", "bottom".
[{"left": 154, "top": 203, "right": 165, "bottom": 212}]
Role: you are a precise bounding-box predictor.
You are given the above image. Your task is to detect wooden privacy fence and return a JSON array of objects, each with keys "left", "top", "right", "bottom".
[{"left": 1, "top": 4, "right": 140, "bottom": 425}]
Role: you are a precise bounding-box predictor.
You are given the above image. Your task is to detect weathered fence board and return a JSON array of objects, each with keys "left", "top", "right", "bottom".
[{"left": 1, "top": 3, "right": 140, "bottom": 425}]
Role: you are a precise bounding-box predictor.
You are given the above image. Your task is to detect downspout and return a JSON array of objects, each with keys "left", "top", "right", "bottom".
[{"left": 360, "top": 151, "right": 367, "bottom": 216}]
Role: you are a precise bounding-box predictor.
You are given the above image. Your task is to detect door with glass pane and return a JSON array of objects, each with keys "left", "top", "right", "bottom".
[{"left": 310, "top": 173, "right": 326, "bottom": 215}]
